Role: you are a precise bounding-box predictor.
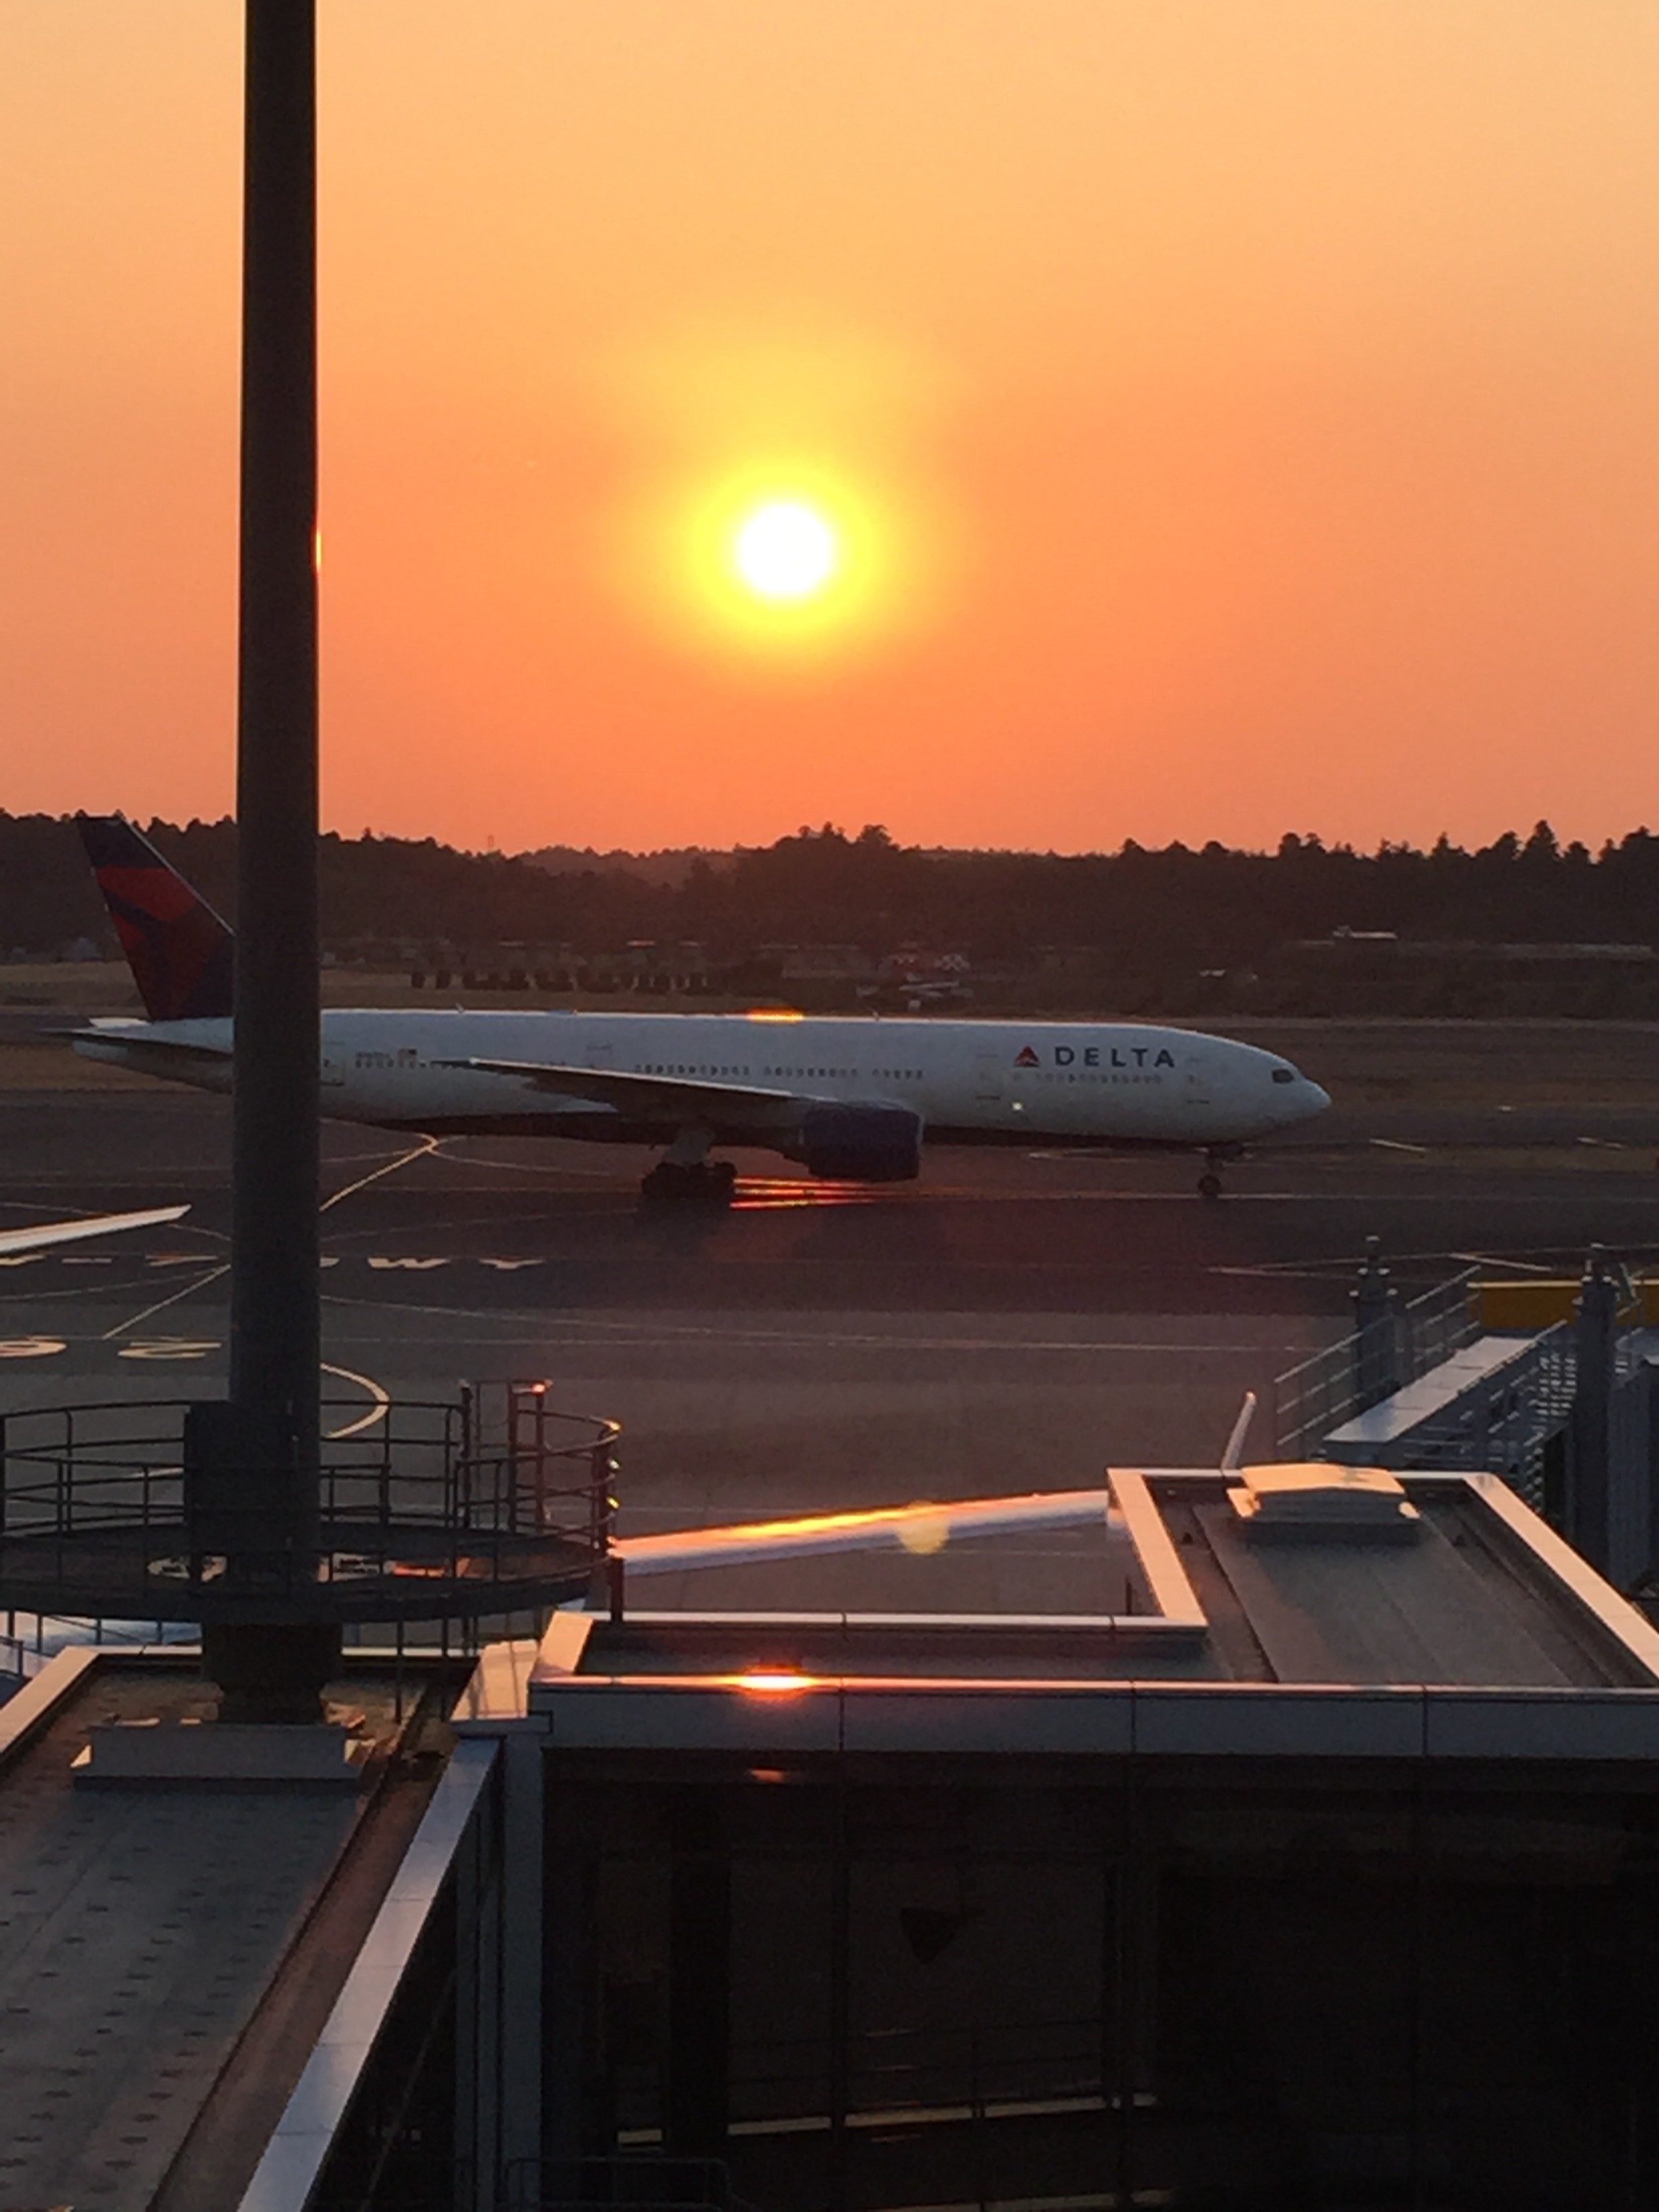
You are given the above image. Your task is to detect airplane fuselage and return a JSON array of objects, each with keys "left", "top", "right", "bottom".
[{"left": 75, "top": 1008, "right": 1329, "bottom": 1153}]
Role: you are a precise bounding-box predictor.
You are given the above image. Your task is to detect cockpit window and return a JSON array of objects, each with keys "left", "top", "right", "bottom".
[{"left": 1271, "top": 1066, "right": 1296, "bottom": 1084}]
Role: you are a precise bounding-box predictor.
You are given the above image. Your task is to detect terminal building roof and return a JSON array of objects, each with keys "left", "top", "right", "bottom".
[
  {"left": 0, "top": 1654, "right": 451, "bottom": 2211},
  {"left": 459, "top": 1469, "right": 1659, "bottom": 1763}
]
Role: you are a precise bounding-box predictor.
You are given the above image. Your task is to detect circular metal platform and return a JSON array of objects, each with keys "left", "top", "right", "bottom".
[{"left": 0, "top": 1386, "right": 618, "bottom": 1624}]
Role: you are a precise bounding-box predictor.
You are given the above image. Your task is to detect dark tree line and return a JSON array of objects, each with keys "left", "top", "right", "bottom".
[{"left": 7, "top": 811, "right": 1659, "bottom": 968}]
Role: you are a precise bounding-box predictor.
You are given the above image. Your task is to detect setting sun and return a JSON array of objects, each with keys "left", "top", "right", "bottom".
[
  {"left": 731, "top": 499, "right": 840, "bottom": 602},
  {"left": 598, "top": 322, "right": 957, "bottom": 678},
  {"left": 610, "top": 454, "right": 934, "bottom": 670},
  {"left": 5, "top": 7, "right": 1659, "bottom": 846},
  {"left": 684, "top": 466, "right": 874, "bottom": 650}
]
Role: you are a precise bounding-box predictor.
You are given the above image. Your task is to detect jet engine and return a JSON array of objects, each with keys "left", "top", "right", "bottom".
[{"left": 792, "top": 1102, "right": 924, "bottom": 1182}]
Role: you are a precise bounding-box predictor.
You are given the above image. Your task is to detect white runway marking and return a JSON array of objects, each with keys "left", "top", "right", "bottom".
[
  {"left": 321, "top": 1361, "right": 390, "bottom": 1437},
  {"left": 102, "top": 1263, "right": 230, "bottom": 1342},
  {"left": 118, "top": 1336, "right": 218, "bottom": 1361},
  {"left": 1448, "top": 1251, "right": 1558, "bottom": 1274},
  {"left": 321, "top": 1134, "right": 440, "bottom": 1212},
  {"left": 0, "top": 1336, "right": 66, "bottom": 1358}
]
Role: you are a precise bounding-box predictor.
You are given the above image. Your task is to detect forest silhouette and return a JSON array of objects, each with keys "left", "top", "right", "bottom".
[{"left": 7, "top": 813, "right": 1659, "bottom": 1016}]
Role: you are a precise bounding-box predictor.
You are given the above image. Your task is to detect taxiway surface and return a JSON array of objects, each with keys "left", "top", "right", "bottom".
[{"left": 4, "top": 1080, "right": 1658, "bottom": 1534}]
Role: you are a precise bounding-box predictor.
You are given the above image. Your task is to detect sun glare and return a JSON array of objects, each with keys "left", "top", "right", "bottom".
[
  {"left": 600, "top": 321, "right": 960, "bottom": 672},
  {"left": 609, "top": 446, "right": 952, "bottom": 671},
  {"left": 731, "top": 499, "right": 839, "bottom": 602},
  {"left": 642, "top": 463, "right": 887, "bottom": 660}
]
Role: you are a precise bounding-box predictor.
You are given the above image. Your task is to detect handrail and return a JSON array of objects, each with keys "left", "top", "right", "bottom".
[
  {"left": 0, "top": 1384, "right": 620, "bottom": 1626},
  {"left": 1273, "top": 1267, "right": 1480, "bottom": 1460}
]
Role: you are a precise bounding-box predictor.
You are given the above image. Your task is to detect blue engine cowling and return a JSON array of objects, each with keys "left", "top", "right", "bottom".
[{"left": 793, "top": 1103, "right": 923, "bottom": 1182}]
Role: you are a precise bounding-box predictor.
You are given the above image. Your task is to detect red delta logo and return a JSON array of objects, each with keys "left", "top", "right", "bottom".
[{"left": 1014, "top": 1045, "right": 1041, "bottom": 1068}]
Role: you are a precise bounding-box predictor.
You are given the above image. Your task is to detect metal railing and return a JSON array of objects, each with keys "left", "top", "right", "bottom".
[
  {"left": 314, "top": 2157, "right": 741, "bottom": 2212},
  {"left": 0, "top": 1630, "right": 48, "bottom": 1682},
  {"left": 0, "top": 1382, "right": 619, "bottom": 1624},
  {"left": 1345, "top": 1320, "right": 1576, "bottom": 1510},
  {"left": 600, "top": 2014, "right": 1107, "bottom": 2139},
  {"left": 842, "top": 2013, "right": 1101, "bottom": 2123},
  {"left": 1273, "top": 1268, "right": 1481, "bottom": 1460}
]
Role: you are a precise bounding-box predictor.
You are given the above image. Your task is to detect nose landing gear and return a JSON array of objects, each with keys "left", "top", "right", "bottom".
[{"left": 1197, "top": 1143, "right": 1244, "bottom": 1200}]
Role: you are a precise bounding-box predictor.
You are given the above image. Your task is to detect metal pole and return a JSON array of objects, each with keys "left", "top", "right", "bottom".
[
  {"left": 231, "top": 0, "right": 319, "bottom": 1448},
  {"left": 1350, "top": 1235, "right": 1398, "bottom": 1410},
  {"left": 1570, "top": 1246, "right": 1617, "bottom": 1574},
  {"left": 201, "top": 0, "right": 333, "bottom": 1721}
]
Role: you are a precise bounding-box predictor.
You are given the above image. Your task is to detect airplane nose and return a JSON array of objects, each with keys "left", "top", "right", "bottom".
[{"left": 1303, "top": 1080, "right": 1332, "bottom": 1116}]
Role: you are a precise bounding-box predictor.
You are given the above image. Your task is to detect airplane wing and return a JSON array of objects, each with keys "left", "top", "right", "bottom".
[
  {"left": 0, "top": 1205, "right": 189, "bottom": 1258},
  {"left": 438, "top": 1057, "right": 815, "bottom": 1131}
]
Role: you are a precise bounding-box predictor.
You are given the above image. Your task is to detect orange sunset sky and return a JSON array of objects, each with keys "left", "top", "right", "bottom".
[{"left": 4, "top": 1, "right": 1658, "bottom": 854}]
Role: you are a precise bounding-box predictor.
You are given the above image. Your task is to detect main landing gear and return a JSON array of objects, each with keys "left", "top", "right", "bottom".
[
  {"left": 1197, "top": 1143, "right": 1244, "bottom": 1201},
  {"left": 640, "top": 1158, "right": 737, "bottom": 1210}
]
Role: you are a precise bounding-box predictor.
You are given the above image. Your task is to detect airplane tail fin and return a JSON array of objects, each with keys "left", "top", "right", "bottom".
[{"left": 78, "top": 815, "right": 234, "bottom": 1023}]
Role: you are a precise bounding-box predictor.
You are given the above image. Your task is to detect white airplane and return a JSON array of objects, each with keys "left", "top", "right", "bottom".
[{"left": 71, "top": 817, "right": 1329, "bottom": 1206}]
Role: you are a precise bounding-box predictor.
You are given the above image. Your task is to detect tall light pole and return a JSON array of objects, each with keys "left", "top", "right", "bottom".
[
  {"left": 201, "top": 0, "right": 333, "bottom": 1721},
  {"left": 9, "top": 5, "right": 615, "bottom": 1708}
]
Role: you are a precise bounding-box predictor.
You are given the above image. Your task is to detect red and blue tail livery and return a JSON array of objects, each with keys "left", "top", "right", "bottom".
[{"left": 77, "top": 815, "right": 234, "bottom": 1023}]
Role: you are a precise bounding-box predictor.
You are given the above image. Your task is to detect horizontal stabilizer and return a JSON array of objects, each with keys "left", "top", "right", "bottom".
[{"left": 66, "top": 1028, "right": 231, "bottom": 1080}]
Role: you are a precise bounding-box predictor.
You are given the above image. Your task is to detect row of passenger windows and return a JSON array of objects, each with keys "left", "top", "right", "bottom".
[
  {"left": 764, "top": 1066, "right": 922, "bottom": 1081},
  {"left": 635, "top": 1063, "right": 925, "bottom": 1082},
  {"left": 348, "top": 1054, "right": 1160, "bottom": 1088},
  {"left": 345, "top": 1054, "right": 1165, "bottom": 1090},
  {"left": 638, "top": 1063, "right": 749, "bottom": 1077},
  {"left": 347, "top": 1053, "right": 931, "bottom": 1083}
]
